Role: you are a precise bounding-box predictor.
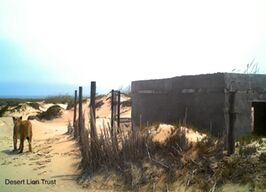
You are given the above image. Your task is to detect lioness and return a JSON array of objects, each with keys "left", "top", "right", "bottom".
[{"left": 12, "top": 116, "right": 32, "bottom": 153}]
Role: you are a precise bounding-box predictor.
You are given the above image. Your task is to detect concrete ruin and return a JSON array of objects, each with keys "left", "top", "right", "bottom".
[{"left": 131, "top": 73, "right": 266, "bottom": 138}]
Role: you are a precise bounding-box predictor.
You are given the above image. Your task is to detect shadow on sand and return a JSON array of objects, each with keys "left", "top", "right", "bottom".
[{"left": 1, "top": 149, "right": 21, "bottom": 156}]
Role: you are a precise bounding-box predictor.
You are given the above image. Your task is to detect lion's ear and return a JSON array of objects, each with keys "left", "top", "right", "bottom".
[{"left": 19, "top": 116, "right": 22, "bottom": 120}]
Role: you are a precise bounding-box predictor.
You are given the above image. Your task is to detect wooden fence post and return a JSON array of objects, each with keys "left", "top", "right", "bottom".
[
  {"left": 78, "top": 86, "right": 83, "bottom": 139},
  {"left": 228, "top": 90, "right": 236, "bottom": 155},
  {"left": 111, "top": 89, "right": 114, "bottom": 128},
  {"left": 73, "top": 90, "right": 78, "bottom": 138},
  {"left": 90, "top": 82, "right": 96, "bottom": 120},
  {"left": 90, "top": 81, "right": 96, "bottom": 136},
  {"left": 90, "top": 82, "right": 99, "bottom": 171},
  {"left": 117, "top": 91, "right": 121, "bottom": 128}
]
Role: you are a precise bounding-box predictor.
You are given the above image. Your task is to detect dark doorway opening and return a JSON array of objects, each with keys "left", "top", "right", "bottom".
[{"left": 252, "top": 102, "right": 266, "bottom": 135}]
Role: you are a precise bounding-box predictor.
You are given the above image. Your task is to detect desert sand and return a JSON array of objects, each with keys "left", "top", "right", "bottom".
[{"left": 0, "top": 110, "right": 91, "bottom": 192}]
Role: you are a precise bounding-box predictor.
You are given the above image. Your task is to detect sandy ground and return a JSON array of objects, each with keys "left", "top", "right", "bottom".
[
  {"left": 0, "top": 110, "right": 90, "bottom": 192},
  {"left": 150, "top": 124, "right": 207, "bottom": 144},
  {"left": 0, "top": 95, "right": 131, "bottom": 192}
]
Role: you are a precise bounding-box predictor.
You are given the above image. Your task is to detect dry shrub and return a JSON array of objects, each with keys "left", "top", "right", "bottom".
[
  {"left": 177, "top": 137, "right": 223, "bottom": 190},
  {"left": 38, "top": 105, "right": 63, "bottom": 120},
  {"left": 77, "top": 119, "right": 196, "bottom": 189},
  {"left": 86, "top": 127, "right": 152, "bottom": 172},
  {"left": 163, "top": 128, "right": 190, "bottom": 154},
  {"left": 28, "top": 115, "right": 40, "bottom": 120},
  {"left": 238, "top": 134, "right": 263, "bottom": 145},
  {"left": 214, "top": 155, "right": 256, "bottom": 185},
  {"left": 259, "top": 152, "right": 266, "bottom": 162},
  {"left": 10, "top": 104, "right": 27, "bottom": 112},
  {"left": 121, "top": 99, "right": 131, "bottom": 108},
  {"left": 239, "top": 145, "right": 257, "bottom": 157},
  {"left": 66, "top": 100, "right": 74, "bottom": 110},
  {"left": 95, "top": 100, "right": 104, "bottom": 109},
  {"left": 77, "top": 113, "right": 166, "bottom": 188},
  {"left": 44, "top": 95, "right": 73, "bottom": 104},
  {"left": 27, "top": 102, "right": 40, "bottom": 110},
  {"left": 0, "top": 105, "right": 8, "bottom": 117},
  {"left": 77, "top": 119, "right": 261, "bottom": 191},
  {"left": 0, "top": 101, "right": 41, "bottom": 117}
]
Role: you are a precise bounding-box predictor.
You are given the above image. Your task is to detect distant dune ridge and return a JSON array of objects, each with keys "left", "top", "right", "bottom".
[{"left": 0, "top": 102, "right": 65, "bottom": 121}]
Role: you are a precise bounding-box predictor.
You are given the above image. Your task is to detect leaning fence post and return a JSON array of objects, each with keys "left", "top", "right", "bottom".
[
  {"left": 73, "top": 90, "right": 78, "bottom": 138},
  {"left": 117, "top": 91, "right": 121, "bottom": 128},
  {"left": 228, "top": 90, "right": 236, "bottom": 155},
  {"left": 78, "top": 86, "right": 83, "bottom": 139}
]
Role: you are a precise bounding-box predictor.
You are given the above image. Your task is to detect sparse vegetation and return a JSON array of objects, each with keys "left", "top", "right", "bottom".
[
  {"left": 27, "top": 102, "right": 40, "bottom": 110},
  {"left": 0, "top": 98, "right": 42, "bottom": 107},
  {"left": 0, "top": 105, "right": 8, "bottom": 117},
  {"left": 43, "top": 95, "right": 87, "bottom": 110},
  {"left": 9, "top": 104, "right": 27, "bottom": 113},
  {"left": 96, "top": 94, "right": 105, "bottom": 101},
  {"left": 82, "top": 98, "right": 88, "bottom": 103},
  {"left": 119, "top": 85, "right": 131, "bottom": 96},
  {"left": 95, "top": 100, "right": 104, "bottom": 109},
  {"left": 78, "top": 120, "right": 208, "bottom": 190},
  {"left": 238, "top": 133, "right": 263, "bottom": 145},
  {"left": 74, "top": 117, "right": 266, "bottom": 191},
  {"left": 44, "top": 95, "right": 74, "bottom": 104},
  {"left": 66, "top": 99, "right": 75, "bottom": 110},
  {"left": 121, "top": 99, "right": 131, "bottom": 108},
  {"left": 239, "top": 145, "right": 257, "bottom": 157},
  {"left": 37, "top": 105, "right": 63, "bottom": 120}
]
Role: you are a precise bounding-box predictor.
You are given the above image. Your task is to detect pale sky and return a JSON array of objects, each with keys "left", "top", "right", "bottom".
[{"left": 0, "top": 0, "right": 266, "bottom": 96}]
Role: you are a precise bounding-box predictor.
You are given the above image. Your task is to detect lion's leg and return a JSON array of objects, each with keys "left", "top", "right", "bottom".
[
  {"left": 27, "top": 137, "right": 32, "bottom": 152},
  {"left": 18, "top": 138, "right": 24, "bottom": 153},
  {"left": 13, "top": 127, "right": 18, "bottom": 151},
  {"left": 18, "top": 139, "right": 22, "bottom": 151},
  {"left": 13, "top": 138, "right": 17, "bottom": 151}
]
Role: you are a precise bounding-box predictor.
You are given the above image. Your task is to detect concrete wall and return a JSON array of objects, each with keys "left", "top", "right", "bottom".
[
  {"left": 224, "top": 73, "right": 266, "bottom": 138},
  {"left": 132, "top": 73, "right": 266, "bottom": 138},
  {"left": 132, "top": 73, "right": 226, "bottom": 136}
]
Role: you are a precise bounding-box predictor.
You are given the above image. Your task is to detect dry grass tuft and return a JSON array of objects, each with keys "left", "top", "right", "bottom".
[{"left": 74, "top": 118, "right": 265, "bottom": 191}]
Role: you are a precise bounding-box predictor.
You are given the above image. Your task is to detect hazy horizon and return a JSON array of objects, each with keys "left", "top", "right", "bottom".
[
  {"left": 0, "top": 82, "right": 110, "bottom": 98},
  {"left": 1, "top": 0, "right": 266, "bottom": 97}
]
